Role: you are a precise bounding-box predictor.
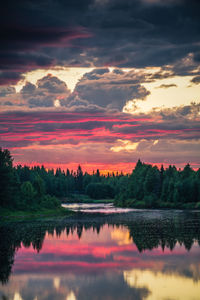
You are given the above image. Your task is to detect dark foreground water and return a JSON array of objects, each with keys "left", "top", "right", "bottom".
[{"left": 0, "top": 204, "right": 200, "bottom": 300}]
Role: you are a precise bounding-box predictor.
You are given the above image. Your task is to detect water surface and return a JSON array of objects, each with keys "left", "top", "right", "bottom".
[
  {"left": 0, "top": 205, "right": 200, "bottom": 300},
  {"left": 62, "top": 202, "right": 135, "bottom": 213}
]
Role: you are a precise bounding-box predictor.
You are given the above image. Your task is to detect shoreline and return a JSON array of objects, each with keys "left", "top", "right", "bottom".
[
  {"left": 1, "top": 202, "right": 200, "bottom": 223},
  {"left": 0, "top": 206, "right": 74, "bottom": 222}
]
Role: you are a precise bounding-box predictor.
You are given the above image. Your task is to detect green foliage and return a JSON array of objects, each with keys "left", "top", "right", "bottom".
[
  {"left": 0, "top": 148, "right": 200, "bottom": 210},
  {"left": 33, "top": 176, "right": 46, "bottom": 198},
  {"left": 143, "top": 194, "right": 158, "bottom": 208},
  {"left": 196, "top": 202, "right": 200, "bottom": 209},
  {"left": 40, "top": 195, "right": 60, "bottom": 209},
  {"left": 20, "top": 181, "right": 36, "bottom": 205},
  {"left": 115, "top": 159, "right": 200, "bottom": 208},
  {"left": 76, "top": 165, "right": 83, "bottom": 192},
  {"left": 0, "top": 148, "right": 13, "bottom": 207},
  {"left": 114, "top": 192, "right": 128, "bottom": 207},
  {"left": 86, "top": 183, "right": 114, "bottom": 199},
  {"left": 144, "top": 166, "right": 160, "bottom": 198}
]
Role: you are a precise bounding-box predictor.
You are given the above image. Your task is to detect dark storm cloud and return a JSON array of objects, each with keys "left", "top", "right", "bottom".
[
  {"left": 1, "top": 0, "right": 200, "bottom": 84},
  {"left": 21, "top": 82, "right": 36, "bottom": 95},
  {"left": 20, "top": 74, "right": 71, "bottom": 107},
  {"left": 190, "top": 75, "right": 200, "bottom": 85},
  {"left": 65, "top": 97, "right": 90, "bottom": 108},
  {"left": 37, "top": 75, "right": 70, "bottom": 93},
  {"left": 68, "top": 69, "right": 150, "bottom": 110},
  {"left": 83, "top": 68, "right": 110, "bottom": 80},
  {"left": 0, "top": 25, "right": 91, "bottom": 84},
  {"left": 145, "top": 69, "right": 175, "bottom": 81},
  {"left": 0, "top": 86, "right": 16, "bottom": 97},
  {"left": 0, "top": 71, "right": 25, "bottom": 85},
  {"left": 158, "top": 102, "right": 200, "bottom": 120}
]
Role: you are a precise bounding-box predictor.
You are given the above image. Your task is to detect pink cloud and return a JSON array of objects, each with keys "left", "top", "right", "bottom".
[{"left": 0, "top": 106, "right": 199, "bottom": 171}]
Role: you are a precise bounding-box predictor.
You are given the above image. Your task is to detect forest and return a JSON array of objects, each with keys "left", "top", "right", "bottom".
[{"left": 0, "top": 147, "right": 200, "bottom": 211}]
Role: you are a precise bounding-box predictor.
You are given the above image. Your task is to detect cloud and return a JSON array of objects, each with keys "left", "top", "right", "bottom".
[
  {"left": 0, "top": 0, "right": 199, "bottom": 172},
  {"left": 68, "top": 69, "right": 150, "bottom": 110},
  {"left": 156, "top": 83, "right": 177, "bottom": 89},
  {"left": 0, "top": 25, "right": 92, "bottom": 84},
  {"left": 190, "top": 75, "right": 200, "bottom": 85},
  {"left": 0, "top": 74, "right": 73, "bottom": 108},
  {"left": 1, "top": 0, "right": 200, "bottom": 84},
  {"left": 36, "top": 75, "right": 71, "bottom": 93},
  {"left": 0, "top": 102, "right": 199, "bottom": 170},
  {"left": 20, "top": 74, "right": 71, "bottom": 108},
  {"left": 0, "top": 103, "right": 199, "bottom": 145},
  {"left": 21, "top": 82, "right": 36, "bottom": 94},
  {"left": 0, "top": 86, "right": 16, "bottom": 97},
  {"left": 0, "top": 71, "right": 25, "bottom": 85},
  {"left": 157, "top": 102, "right": 200, "bottom": 120}
]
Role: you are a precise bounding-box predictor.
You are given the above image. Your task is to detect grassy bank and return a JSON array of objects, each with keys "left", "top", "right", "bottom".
[
  {"left": 61, "top": 194, "right": 114, "bottom": 204},
  {"left": 0, "top": 206, "right": 74, "bottom": 221},
  {"left": 115, "top": 199, "right": 200, "bottom": 210}
]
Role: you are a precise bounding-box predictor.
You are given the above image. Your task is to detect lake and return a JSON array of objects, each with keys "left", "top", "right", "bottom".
[{"left": 0, "top": 204, "right": 200, "bottom": 300}]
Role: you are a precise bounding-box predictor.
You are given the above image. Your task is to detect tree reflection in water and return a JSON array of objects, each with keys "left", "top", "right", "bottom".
[{"left": 0, "top": 210, "right": 200, "bottom": 285}]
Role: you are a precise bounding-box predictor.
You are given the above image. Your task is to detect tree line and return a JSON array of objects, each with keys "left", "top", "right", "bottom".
[
  {"left": 0, "top": 148, "right": 200, "bottom": 210},
  {"left": 115, "top": 159, "right": 200, "bottom": 208}
]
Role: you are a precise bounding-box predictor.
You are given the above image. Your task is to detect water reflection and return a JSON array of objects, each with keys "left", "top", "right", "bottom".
[
  {"left": 124, "top": 269, "right": 200, "bottom": 300},
  {"left": 0, "top": 210, "right": 200, "bottom": 300},
  {"left": 62, "top": 203, "right": 134, "bottom": 213}
]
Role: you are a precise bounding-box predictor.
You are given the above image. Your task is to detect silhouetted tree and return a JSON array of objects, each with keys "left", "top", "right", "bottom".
[
  {"left": 76, "top": 165, "right": 83, "bottom": 192},
  {"left": 0, "top": 148, "right": 13, "bottom": 207}
]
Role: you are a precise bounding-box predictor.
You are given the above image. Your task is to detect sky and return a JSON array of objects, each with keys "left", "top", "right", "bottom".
[{"left": 0, "top": 0, "right": 200, "bottom": 172}]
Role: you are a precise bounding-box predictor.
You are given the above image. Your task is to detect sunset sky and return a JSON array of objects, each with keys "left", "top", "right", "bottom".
[{"left": 0, "top": 0, "right": 200, "bottom": 172}]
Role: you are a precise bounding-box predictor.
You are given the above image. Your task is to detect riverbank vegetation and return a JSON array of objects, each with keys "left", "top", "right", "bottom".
[
  {"left": 0, "top": 206, "right": 72, "bottom": 221},
  {"left": 0, "top": 148, "right": 70, "bottom": 217},
  {"left": 0, "top": 148, "right": 200, "bottom": 212},
  {"left": 115, "top": 160, "right": 200, "bottom": 209}
]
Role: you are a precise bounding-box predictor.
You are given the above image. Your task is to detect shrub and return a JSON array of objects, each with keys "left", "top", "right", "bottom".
[
  {"left": 195, "top": 202, "right": 200, "bottom": 209},
  {"left": 40, "top": 195, "right": 60, "bottom": 209},
  {"left": 143, "top": 194, "right": 158, "bottom": 208}
]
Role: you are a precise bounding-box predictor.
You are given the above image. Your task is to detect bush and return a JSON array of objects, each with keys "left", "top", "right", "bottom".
[
  {"left": 195, "top": 202, "right": 200, "bottom": 209},
  {"left": 132, "top": 201, "right": 146, "bottom": 208},
  {"left": 143, "top": 194, "right": 158, "bottom": 208},
  {"left": 182, "top": 202, "right": 196, "bottom": 210},
  {"left": 40, "top": 195, "right": 60, "bottom": 209},
  {"left": 114, "top": 193, "right": 127, "bottom": 207}
]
